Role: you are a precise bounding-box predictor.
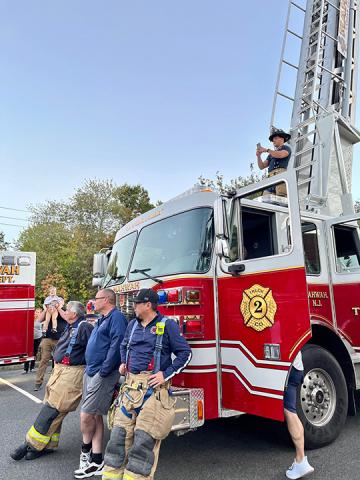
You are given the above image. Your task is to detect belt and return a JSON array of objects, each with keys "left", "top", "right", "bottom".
[{"left": 268, "top": 167, "right": 287, "bottom": 177}]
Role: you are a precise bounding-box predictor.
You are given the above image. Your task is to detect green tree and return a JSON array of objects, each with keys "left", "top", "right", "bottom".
[
  {"left": 0, "top": 231, "right": 10, "bottom": 250},
  {"left": 17, "top": 179, "right": 155, "bottom": 304}
]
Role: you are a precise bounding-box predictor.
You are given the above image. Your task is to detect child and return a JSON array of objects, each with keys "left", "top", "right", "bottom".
[{"left": 42, "top": 286, "right": 64, "bottom": 335}]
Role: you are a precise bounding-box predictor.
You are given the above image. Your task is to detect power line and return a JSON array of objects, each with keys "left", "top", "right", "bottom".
[
  {"left": 0, "top": 205, "right": 30, "bottom": 214},
  {"left": 0, "top": 222, "right": 26, "bottom": 228},
  {"left": 0, "top": 215, "right": 29, "bottom": 222}
]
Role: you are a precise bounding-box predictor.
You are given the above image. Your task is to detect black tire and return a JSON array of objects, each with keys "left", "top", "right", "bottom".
[{"left": 296, "top": 344, "right": 348, "bottom": 449}]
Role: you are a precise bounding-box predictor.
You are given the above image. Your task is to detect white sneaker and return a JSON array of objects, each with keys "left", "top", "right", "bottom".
[
  {"left": 286, "top": 456, "right": 314, "bottom": 479},
  {"left": 74, "top": 461, "right": 104, "bottom": 478},
  {"left": 78, "top": 451, "right": 91, "bottom": 470}
]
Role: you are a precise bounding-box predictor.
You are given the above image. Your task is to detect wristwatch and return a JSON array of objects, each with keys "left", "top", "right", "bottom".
[{"left": 266, "top": 148, "right": 270, "bottom": 153}]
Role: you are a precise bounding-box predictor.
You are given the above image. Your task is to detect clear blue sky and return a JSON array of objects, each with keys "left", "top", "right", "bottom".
[{"left": 1, "top": 0, "right": 360, "bottom": 242}]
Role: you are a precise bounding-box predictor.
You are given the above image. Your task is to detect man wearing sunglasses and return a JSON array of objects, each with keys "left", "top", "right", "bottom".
[{"left": 75, "top": 288, "right": 127, "bottom": 479}]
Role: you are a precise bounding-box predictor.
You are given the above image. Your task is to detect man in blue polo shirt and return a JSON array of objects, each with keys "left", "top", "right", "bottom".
[
  {"left": 256, "top": 127, "right": 292, "bottom": 197},
  {"left": 102, "top": 288, "right": 192, "bottom": 480},
  {"left": 75, "top": 288, "right": 127, "bottom": 479}
]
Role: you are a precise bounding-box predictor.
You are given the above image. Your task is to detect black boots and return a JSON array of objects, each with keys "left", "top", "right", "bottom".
[
  {"left": 10, "top": 443, "right": 29, "bottom": 460},
  {"left": 10, "top": 443, "right": 52, "bottom": 461}
]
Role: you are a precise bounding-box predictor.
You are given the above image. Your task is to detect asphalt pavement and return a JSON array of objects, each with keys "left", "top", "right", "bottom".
[{"left": 0, "top": 366, "right": 359, "bottom": 480}]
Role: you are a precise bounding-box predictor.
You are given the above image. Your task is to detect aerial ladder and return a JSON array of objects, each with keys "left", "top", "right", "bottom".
[{"left": 271, "top": 0, "right": 360, "bottom": 216}]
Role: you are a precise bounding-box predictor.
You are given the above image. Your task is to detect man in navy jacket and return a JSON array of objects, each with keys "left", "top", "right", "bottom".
[
  {"left": 102, "top": 288, "right": 192, "bottom": 480},
  {"left": 75, "top": 289, "right": 127, "bottom": 479}
]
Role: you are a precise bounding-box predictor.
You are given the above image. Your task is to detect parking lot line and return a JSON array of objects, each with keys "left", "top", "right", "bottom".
[{"left": 0, "top": 377, "right": 42, "bottom": 404}]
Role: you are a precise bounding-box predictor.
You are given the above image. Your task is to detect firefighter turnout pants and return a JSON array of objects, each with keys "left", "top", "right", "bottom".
[
  {"left": 267, "top": 167, "right": 287, "bottom": 197},
  {"left": 26, "top": 364, "right": 84, "bottom": 451},
  {"left": 102, "top": 372, "right": 176, "bottom": 480},
  {"left": 35, "top": 338, "right": 58, "bottom": 385}
]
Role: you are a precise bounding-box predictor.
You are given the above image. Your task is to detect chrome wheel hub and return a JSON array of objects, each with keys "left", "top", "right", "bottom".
[{"left": 300, "top": 368, "right": 336, "bottom": 427}]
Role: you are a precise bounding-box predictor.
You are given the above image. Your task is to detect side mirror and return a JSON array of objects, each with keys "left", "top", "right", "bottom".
[
  {"left": 215, "top": 238, "right": 230, "bottom": 259},
  {"left": 213, "top": 198, "right": 227, "bottom": 237},
  {"left": 214, "top": 197, "right": 229, "bottom": 258},
  {"left": 93, "top": 253, "right": 108, "bottom": 278},
  {"left": 92, "top": 277, "right": 103, "bottom": 288}
]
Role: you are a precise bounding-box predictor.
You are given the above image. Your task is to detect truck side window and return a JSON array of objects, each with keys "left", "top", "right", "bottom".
[
  {"left": 302, "top": 222, "right": 321, "bottom": 275},
  {"left": 241, "top": 207, "right": 276, "bottom": 259},
  {"left": 333, "top": 223, "right": 360, "bottom": 273}
]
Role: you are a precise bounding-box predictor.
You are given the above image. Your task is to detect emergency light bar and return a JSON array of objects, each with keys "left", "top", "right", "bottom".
[{"left": 157, "top": 287, "right": 201, "bottom": 305}]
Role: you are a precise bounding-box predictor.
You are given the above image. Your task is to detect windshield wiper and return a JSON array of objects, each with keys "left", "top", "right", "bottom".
[
  {"left": 104, "top": 274, "right": 126, "bottom": 288},
  {"left": 130, "top": 268, "right": 163, "bottom": 284}
]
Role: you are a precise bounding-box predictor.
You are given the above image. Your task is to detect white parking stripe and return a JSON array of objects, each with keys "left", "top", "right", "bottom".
[{"left": 0, "top": 377, "right": 42, "bottom": 404}]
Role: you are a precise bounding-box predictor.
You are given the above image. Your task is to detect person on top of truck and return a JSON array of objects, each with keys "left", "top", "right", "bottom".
[{"left": 256, "top": 127, "right": 291, "bottom": 197}]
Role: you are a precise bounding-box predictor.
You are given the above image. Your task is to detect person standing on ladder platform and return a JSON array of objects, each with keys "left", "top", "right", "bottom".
[
  {"left": 256, "top": 127, "right": 291, "bottom": 197},
  {"left": 101, "top": 288, "right": 192, "bottom": 480}
]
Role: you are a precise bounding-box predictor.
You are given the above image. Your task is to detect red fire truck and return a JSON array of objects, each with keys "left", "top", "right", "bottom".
[
  {"left": 0, "top": 251, "right": 36, "bottom": 365},
  {"left": 93, "top": 0, "right": 360, "bottom": 448}
]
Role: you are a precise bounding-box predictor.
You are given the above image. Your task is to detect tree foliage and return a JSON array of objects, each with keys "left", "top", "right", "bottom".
[
  {"left": 0, "top": 231, "right": 10, "bottom": 251},
  {"left": 17, "top": 179, "right": 155, "bottom": 305},
  {"left": 199, "top": 164, "right": 265, "bottom": 194}
]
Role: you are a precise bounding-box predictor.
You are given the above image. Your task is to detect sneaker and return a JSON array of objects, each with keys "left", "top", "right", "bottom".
[
  {"left": 78, "top": 451, "right": 91, "bottom": 470},
  {"left": 22, "top": 370, "right": 28, "bottom": 375},
  {"left": 286, "top": 456, "right": 314, "bottom": 479},
  {"left": 74, "top": 461, "right": 104, "bottom": 478},
  {"left": 51, "top": 328, "right": 57, "bottom": 333},
  {"left": 34, "top": 383, "right": 42, "bottom": 391}
]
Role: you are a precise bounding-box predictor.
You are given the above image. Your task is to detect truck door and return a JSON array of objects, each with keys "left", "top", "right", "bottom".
[
  {"left": 326, "top": 214, "right": 360, "bottom": 348},
  {"left": 215, "top": 171, "right": 311, "bottom": 421}
]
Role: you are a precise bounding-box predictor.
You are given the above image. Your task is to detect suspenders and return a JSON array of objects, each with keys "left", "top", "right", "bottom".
[{"left": 125, "top": 318, "right": 168, "bottom": 373}]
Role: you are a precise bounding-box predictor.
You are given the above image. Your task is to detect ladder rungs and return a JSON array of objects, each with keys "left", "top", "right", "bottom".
[
  {"left": 291, "top": 1, "right": 306, "bottom": 13},
  {"left": 287, "top": 28, "right": 303, "bottom": 40},
  {"left": 282, "top": 59, "right": 299, "bottom": 70},
  {"left": 294, "top": 128, "right": 317, "bottom": 142},
  {"left": 295, "top": 160, "right": 317, "bottom": 171},
  {"left": 277, "top": 91, "right": 295, "bottom": 102},
  {"left": 294, "top": 143, "right": 319, "bottom": 157},
  {"left": 297, "top": 176, "right": 315, "bottom": 186},
  {"left": 292, "top": 117, "right": 316, "bottom": 130}
]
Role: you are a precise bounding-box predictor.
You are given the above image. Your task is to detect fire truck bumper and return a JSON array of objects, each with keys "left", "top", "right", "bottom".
[{"left": 171, "top": 387, "right": 205, "bottom": 436}]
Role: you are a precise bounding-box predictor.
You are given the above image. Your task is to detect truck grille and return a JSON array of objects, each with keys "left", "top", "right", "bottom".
[{"left": 117, "top": 292, "right": 135, "bottom": 322}]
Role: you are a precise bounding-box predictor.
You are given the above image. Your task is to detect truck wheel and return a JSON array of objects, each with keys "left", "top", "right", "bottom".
[{"left": 297, "top": 345, "right": 348, "bottom": 449}]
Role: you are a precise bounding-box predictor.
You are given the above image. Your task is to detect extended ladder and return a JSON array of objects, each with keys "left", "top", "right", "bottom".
[{"left": 271, "top": 0, "right": 360, "bottom": 215}]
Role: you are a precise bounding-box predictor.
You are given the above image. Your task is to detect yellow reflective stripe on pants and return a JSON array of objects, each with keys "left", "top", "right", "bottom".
[
  {"left": 123, "top": 474, "right": 135, "bottom": 480},
  {"left": 102, "top": 470, "right": 122, "bottom": 480},
  {"left": 51, "top": 433, "right": 60, "bottom": 440},
  {"left": 27, "top": 426, "right": 51, "bottom": 445}
]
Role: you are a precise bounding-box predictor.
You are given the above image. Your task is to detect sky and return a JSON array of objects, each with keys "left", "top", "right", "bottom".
[{"left": 1, "top": 0, "right": 360, "bottom": 243}]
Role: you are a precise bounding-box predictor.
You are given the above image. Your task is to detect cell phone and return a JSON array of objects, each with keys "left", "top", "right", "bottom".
[{"left": 256, "top": 142, "right": 261, "bottom": 149}]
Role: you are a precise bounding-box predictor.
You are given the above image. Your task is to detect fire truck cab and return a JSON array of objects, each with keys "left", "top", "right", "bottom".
[{"left": 93, "top": 171, "right": 360, "bottom": 448}]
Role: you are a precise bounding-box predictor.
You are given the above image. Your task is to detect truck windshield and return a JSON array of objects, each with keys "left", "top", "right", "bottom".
[
  {"left": 129, "top": 208, "right": 214, "bottom": 280},
  {"left": 103, "top": 232, "right": 137, "bottom": 286}
]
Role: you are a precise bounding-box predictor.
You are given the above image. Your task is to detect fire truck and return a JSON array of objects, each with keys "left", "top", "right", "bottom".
[
  {"left": 0, "top": 251, "right": 36, "bottom": 365},
  {"left": 93, "top": 0, "right": 360, "bottom": 448}
]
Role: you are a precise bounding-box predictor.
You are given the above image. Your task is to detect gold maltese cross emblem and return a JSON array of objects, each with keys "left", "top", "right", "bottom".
[{"left": 240, "top": 284, "right": 277, "bottom": 332}]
